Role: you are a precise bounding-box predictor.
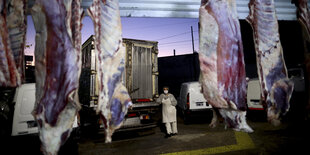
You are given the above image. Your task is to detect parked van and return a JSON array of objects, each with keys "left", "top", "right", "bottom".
[
  {"left": 11, "top": 83, "right": 38, "bottom": 135},
  {"left": 247, "top": 79, "right": 264, "bottom": 110},
  {"left": 247, "top": 67, "right": 305, "bottom": 111},
  {"left": 178, "top": 82, "right": 212, "bottom": 122},
  {"left": 0, "top": 83, "right": 78, "bottom": 136},
  {"left": 288, "top": 67, "right": 305, "bottom": 92}
]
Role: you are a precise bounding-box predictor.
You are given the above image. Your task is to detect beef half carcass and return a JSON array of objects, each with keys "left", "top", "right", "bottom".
[
  {"left": 246, "top": 0, "right": 294, "bottom": 126},
  {"left": 6, "top": 0, "right": 27, "bottom": 83},
  {"left": 292, "top": 0, "right": 310, "bottom": 36},
  {"left": 292, "top": 0, "right": 310, "bottom": 119},
  {"left": 31, "top": 0, "right": 83, "bottom": 154},
  {"left": 199, "top": 0, "right": 253, "bottom": 132},
  {"left": 88, "top": 0, "right": 132, "bottom": 143},
  {"left": 0, "top": 0, "right": 27, "bottom": 87}
]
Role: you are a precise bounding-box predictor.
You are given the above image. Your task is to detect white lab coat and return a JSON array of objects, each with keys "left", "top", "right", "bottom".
[{"left": 157, "top": 93, "right": 177, "bottom": 123}]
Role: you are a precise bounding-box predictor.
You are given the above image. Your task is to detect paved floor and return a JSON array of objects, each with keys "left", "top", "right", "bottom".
[
  {"left": 78, "top": 110, "right": 310, "bottom": 155},
  {"left": 1, "top": 102, "right": 309, "bottom": 155}
]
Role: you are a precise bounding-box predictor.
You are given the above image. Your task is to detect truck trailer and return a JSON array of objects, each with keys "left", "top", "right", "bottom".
[{"left": 79, "top": 36, "right": 160, "bottom": 133}]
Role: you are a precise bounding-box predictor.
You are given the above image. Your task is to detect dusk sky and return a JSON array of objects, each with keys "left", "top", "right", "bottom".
[{"left": 24, "top": 16, "right": 199, "bottom": 58}]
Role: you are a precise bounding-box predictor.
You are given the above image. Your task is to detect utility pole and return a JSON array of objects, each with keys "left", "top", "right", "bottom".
[{"left": 191, "top": 26, "right": 195, "bottom": 53}]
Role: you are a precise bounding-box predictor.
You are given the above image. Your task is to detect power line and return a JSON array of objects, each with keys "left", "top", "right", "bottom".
[
  {"left": 155, "top": 30, "right": 198, "bottom": 41},
  {"left": 125, "top": 21, "right": 197, "bottom": 31},
  {"left": 156, "top": 31, "right": 190, "bottom": 40},
  {"left": 159, "top": 39, "right": 199, "bottom": 45},
  {"left": 159, "top": 42, "right": 194, "bottom": 47}
]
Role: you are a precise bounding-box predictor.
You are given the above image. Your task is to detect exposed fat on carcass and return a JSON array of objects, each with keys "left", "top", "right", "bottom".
[
  {"left": 292, "top": 0, "right": 310, "bottom": 36},
  {"left": 292, "top": 0, "right": 310, "bottom": 117},
  {"left": 31, "top": 0, "right": 83, "bottom": 154},
  {"left": 0, "top": 0, "right": 27, "bottom": 87},
  {"left": 246, "top": 0, "right": 294, "bottom": 126},
  {"left": 88, "top": 0, "right": 132, "bottom": 143},
  {"left": 7, "top": 0, "right": 27, "bottom": 83},
  {"left": 199, "top": 0, "right": 253, "bottom": 132}
]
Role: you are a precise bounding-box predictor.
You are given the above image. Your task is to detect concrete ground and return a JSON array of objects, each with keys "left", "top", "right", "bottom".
[
  {"left": 1, "top": 111, "right": 309, "bottom": 155},
  {"left": 1, "top": 93, "right": 309, "bottom": 155},
  {"left": 78, "top": 109, "right": 310, "bottom": 155}
]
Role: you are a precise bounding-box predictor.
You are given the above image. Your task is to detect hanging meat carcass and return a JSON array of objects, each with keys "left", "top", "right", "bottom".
[
  {"left": 88, "top": 0, "right": 132, "bottom": 143},
  {"left": 31, "top": 0, "right": 83, "bottom": 154},
  {"left": 0, "top": 0, "right": 27, "bottom": 87},
  {"left": 292, "top": 0, "right": 310, "bottom": 36},
  {"left": 199, "top": 0, "right": 253, "bottom": 132},
  {"left": 246, "top": 0, "right": 294, "bottom": 126},
  {"left": 292, "top": 0, "right": 310, "bottom": 119},
  {"left": 6, "top": 0, "right": 27, "bottom": 83}
]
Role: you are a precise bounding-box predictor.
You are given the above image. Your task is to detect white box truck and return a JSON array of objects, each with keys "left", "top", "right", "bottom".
[{"left": 79, "top": 36, "right": 160, "bottom": 132}]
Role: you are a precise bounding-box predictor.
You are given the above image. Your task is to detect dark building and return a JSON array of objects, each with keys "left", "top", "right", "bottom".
[
  {"left": 158, "top": 52, "right": 200, "bottom": 98},
  {"left": 158, "top": 20, "right": 305, "bottom": 99},
  {"left": 24, "top": 55, "right": 35, "bottom": 83}
]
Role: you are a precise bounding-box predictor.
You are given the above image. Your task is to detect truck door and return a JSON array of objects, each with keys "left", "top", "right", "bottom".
[{"left": 131, "top": 44, "right": 153, "bottom": 100}]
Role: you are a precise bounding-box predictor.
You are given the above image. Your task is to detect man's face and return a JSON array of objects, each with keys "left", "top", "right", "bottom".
[{"left": 163, "top": 87, "right": 169, "bottom": 94}]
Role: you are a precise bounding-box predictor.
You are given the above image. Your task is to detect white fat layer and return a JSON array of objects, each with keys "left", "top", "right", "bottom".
[
  {"left": 64, "top": 0, "right": 73, "bottom": 43},
  {"left": 267, "top": 106, "right": 280, "bottom": 126},
  {"left": 219, "top": 109, "right": 253, "bottom": 133},
  {"left": 104, "top": 82, "right": 131, "bottom": 143},
  {"left": 199, "top": 3, "right": 218, "bottom": 57},
  {"left": 199, "top": 3, "right": 229, "bottom": 108},
  {"left": 209, "top": 109, "right": 218, "bottom": 128},
  {"left": 88, "top": 0, "right": 131, "bottom": 143},
  {"left": 31, "top": 3, "right": 48, "bottom": 114},
  {"left": 227, "top": 0, "right": 238, "bottom": 20},
  {"left": 97, "top": 45, "right": 125, "bottom": 115},
  {"left": 229, "top": 101, "right": 238, "bottom": 110},
  {"left": 199, "top": 54, "right": 228, "bottom": 108},
  {"left": 250, "top": 1, "right": 289, "bottom": 100},
  {"left": 260, "top": 43, "right": 287, "bottom": 81},
  {"left": 0, "top": 0, "right": 23, "bottom": 87},
  {"left": 31, "top": 1, "right": 82, "bottom": 154},
  {"left": 37, "top": 103, "right": 76, "bottom": 155}
]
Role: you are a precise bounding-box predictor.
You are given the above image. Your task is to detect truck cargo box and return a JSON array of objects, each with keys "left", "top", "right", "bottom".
[
  {"left": 123, "top": 38, "right": 159, "bottom": 106},
  {"left": 79, "top": 36, "right": 160, "bottom": 131}
]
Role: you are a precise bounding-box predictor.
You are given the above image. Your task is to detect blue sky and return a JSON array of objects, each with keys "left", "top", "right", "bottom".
[{"left": 25, "top": 16, "right": 199, "bottom": 57}]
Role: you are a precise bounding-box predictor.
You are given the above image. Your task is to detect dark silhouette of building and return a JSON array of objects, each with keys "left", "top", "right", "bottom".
[
  {"left": 25, "top": 55, "right": 35, "bottom": 83},
  {"left": 158, "top": 52, "right": 200, "bottom": 98}
]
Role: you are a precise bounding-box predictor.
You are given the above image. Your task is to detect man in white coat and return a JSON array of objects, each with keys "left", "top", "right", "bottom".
[{"left": 157, "top": 86, "right": 178, "bottom": 138}]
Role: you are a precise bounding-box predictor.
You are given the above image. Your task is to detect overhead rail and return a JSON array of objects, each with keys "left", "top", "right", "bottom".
[{"left": 27, "top": 0, "right": 302, "bottom": 20}]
